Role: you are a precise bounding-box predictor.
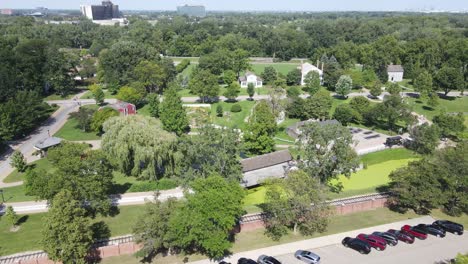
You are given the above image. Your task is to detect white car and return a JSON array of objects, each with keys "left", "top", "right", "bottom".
[{"left": 294, "top": 250, "right": 320, "bottom": 264}]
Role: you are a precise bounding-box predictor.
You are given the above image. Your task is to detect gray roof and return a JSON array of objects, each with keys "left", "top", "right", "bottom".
[
  {"left": 238, "top": 71, "right": 263, "bottom": 82},
  {"left": 241, "top": 150, "right": 292, "bottom": 173},
  {"left": 34, "top": 137, "right": 62, "bottom": 150},
  {"left": 387, "top": 65, "right": 404, "bottom": 72}
]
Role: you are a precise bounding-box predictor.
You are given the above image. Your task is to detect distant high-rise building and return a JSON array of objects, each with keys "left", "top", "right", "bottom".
[
  {"left": 0, "top": 9, "right": 13, "bottom": 15},
  {"left": 177, "top": 4, "right": 206, "bottom": 17},
  {"left": 80, "top": 1, "right": 120, "bottom": 20}
]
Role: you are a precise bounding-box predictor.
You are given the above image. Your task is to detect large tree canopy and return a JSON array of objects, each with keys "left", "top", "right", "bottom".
[{"left": 102, "top": 115, "right": 177, "bottom": 180}]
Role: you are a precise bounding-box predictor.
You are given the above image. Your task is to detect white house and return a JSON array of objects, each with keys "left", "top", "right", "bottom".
[
  {"left": 239, "top": 72, "right": 263, "bottom": 88},
  {"left": 300, "top": 62, "right": 323, "bottom": 86},
  {"left": 387, "top": 64, "right": 404, "bottom": 82}
]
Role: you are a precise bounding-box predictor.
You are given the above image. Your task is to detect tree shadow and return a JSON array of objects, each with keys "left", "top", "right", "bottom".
[
  {"left": 91, "top": 221, "right": 111, "bottom": 241},
  {"left": 422, "top": 105, "right": 435, "bottom": 111},
  {"left": 111, "top": 183, "right": 132, "bottom": 194},
  {"left": 17, "top": 215, "right": 29, "bottom": 226}
]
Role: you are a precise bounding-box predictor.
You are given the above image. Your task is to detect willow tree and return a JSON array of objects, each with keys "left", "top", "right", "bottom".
[{"left": 102, "top": 115, "right": 177, "bottom": 180}]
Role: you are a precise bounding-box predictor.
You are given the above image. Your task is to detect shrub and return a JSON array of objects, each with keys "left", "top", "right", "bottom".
[
  {"left": 176, "top": 59, "right": 191, "bottom": 73},
  {"left": 216, "top": 104, "right": 223, "bottom": 117},
  {"left": 230, "top": 103, "right": 242, "bottom": 113}
]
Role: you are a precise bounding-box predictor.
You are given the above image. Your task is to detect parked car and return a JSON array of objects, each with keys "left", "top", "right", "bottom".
[
  {"left": 372, "top": 231, "right": 398, "bottom": 246},
  {"left": 387, "top": 229, "right": 415, "bottom": 244},
  {"left": 238, "top": 258, "right": 257, "bottom": 264},
  {"left": 433, "top": 220, "right": 464, "bottom": 235},
  {"left": 294, "top": 250, "right": 321, "bottom": 264},
  {"left": 415, "top": 224, "right": 446, "bottom": 238},
  {"left": 257, "top": 255, "right": 281, "bottom": 264},
  {"left": 342, "top": 237, "right": 372, "bottom": 254},
  {"left": 356, "top": 234, "right": 387, "bottom": 251},
  {"left": 401, "top": 225, "right": 427, "bottom": 240},
  {"left": 219, "top": 262, "right": 231, "bottom": 264}
]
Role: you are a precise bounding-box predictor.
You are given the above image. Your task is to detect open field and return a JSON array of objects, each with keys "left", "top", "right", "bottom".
[
  {"left": 210, "top": 100, "right": 256, "bottom": 130},
  {"left": 53, "top": 105, "right": 101, "bottom": 141},
  {"left": 3, "top": 158, "right": 53, "bottom": 183},
  {"left": 250, "top": 63, "right": 299, "bottom": 76},
  {"left": 407, "top": 96, "right": 468, "bottom": 120}
]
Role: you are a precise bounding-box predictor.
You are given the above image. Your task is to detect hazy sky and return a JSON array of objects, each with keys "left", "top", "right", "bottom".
[{"left": 1, "top": 0, "right": 467, "bottom": 11}]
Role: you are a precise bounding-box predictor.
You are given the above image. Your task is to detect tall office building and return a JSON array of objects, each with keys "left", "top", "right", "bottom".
[
  {"left": 177, "top": 4, "right": 206, "bottom": 17},
  {"left": 80, "top": 1, "right": 120, "bottom": 20}
]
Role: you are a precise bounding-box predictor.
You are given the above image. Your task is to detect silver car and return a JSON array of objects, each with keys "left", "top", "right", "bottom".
[
  {"left": 294, "top": 250, "right": 321, "bottom": 264},
  {"left": 257, "top": 255, "right": 281, "bottom": 264}
]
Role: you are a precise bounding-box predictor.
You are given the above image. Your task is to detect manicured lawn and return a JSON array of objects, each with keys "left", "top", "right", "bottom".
[
  {"left": 360, "top": 148, "right": 420, "bottom": 166},
  {"left": 275, "top": 117, "right": 300, "bottom": 143},
  {"left": 44, "top": 89, "right": 84, "bottom": 101},
  {"left": 3, "top": 158, "right": 53, "bottom": 183},
  {"left": 211, "top": 100, "right": 256, "bottom": 130},
  {"left": 177, "top": 86, "right": 272, "bottom": 98},
  {"left": 179, "top": 63, "right": 197, "bottom": 78},
  {"left": 1, "top": 184, "right": 36, "bottom": 203},
  {"left": 54, "top": 105, "right": 101, "bottom": 141},
  {"left": 407, "top": 96, "right": 468, "bottom": 120},
  {"left": 250, "top": 63, "right": 299, "bottom": 76}
]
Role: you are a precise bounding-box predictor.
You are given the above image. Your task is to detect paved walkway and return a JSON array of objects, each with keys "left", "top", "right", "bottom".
[
  {"left": 189, "top": 216, "right": 435, "bottom": 264},
  {"left": 0, "top": 188, "right": 185, "bottom": 214}
]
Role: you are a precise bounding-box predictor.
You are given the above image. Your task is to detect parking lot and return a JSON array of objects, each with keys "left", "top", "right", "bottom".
[
  {"left": 349, "top": 127, "right": 394, "bottom": 155},
  {"left": 275, "top": 232, "right": 468, "bottom": 264}
]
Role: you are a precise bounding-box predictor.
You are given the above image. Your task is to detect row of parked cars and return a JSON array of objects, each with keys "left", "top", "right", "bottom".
[
  {"left": 342, "top": 220, "right": 464, "bottom": 254},
  {"left": 224, "top": 250, "right": 321, "bottom": 264}
]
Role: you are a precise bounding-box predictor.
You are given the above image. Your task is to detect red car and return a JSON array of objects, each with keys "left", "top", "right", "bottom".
[
  {"left": 356, "top": 233, "right": 387, "bottom": 251},
  {"left": 387, "top": 229, "right": 415, "bottom": 244},
  {"left": 401, "top": 225, "right": 427, "bottom": 240}
]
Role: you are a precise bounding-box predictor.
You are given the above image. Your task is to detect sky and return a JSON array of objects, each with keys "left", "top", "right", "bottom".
[{"left": 1, "top": 0, "right": 467, "bottom": 11}]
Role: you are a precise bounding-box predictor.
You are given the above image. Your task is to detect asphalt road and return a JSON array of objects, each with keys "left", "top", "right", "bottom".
[{"left": 275, "top": 232, "right": 468, "bottom": 264}]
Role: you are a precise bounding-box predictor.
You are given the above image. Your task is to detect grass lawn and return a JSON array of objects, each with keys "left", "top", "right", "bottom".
[
  {"left": 3, "top": 158, "right": 53, "bottom": 183},
  {"left": 81, "top": 89, "right": 116, "bottom": 99},
  {"left": 407, "top": 96, "right": 468, "bottom": 120},
  {"left": 54, "top": 105, "right": 101, "bottom": 141},
  {"left": 250, "top": 63, "right": 299, "bottom": 76},
  {"left": 177, "top": 86, "right": 272, "bottom": 98},
  {"left": 44, "top": 89, "right": 84, "bottom": 101},
  {"left": 211, "top": 100, "right": 256, "bottom": 130},
  {"left": 360, "top": 148, "right": 420, "bottom": 166},
  {"left": 1, "top": 184, "right": 36, "bottom": 203}
]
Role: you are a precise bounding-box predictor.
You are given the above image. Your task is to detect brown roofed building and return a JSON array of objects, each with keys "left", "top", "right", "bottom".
[{"left": 240, "top": 150, "right": 294, "bottom": 187}]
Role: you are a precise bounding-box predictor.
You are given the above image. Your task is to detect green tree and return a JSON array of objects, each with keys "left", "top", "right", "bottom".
[
  {"left": 414, "top": 70, "right": 433, "bottom": 98},
  {"left": 69, "top": 107, "right": 95, "bottom": 132},
  {"left": 189, "top": 68, "right": 220, "bottom": 103},
  {"left": 10, "top": 151, "right": 27, "bottom": 173},
  {"left": 79, "top": 58, "right": 96, "bottom": 80},
  {"left": 434, "top": 66, "right": 465, "bottom": 96},
  {"left": 223, "top": 81, "right": 241, "bottom": 101},
  {"left": 335, "top": 75, "right": 352, "bottom": 98},
  {"left": 286, "top": 68, "right": 302, "bottom": 86},
  {"left": 160, "top": 87, "right": 189, "bottom": 135},
  {"left": 303, "top": 90, "right": 332, "bottom": 120},
  {"left": 263, "top": 170, "right": 331, "bottom": 240},
  {"left": 333, "top": 104, "right": 357, "bottom": 126},
  {"left": 222, "top": 70, "right": 237, "bottom": 85},
  {"left": 176, "top": 126, "right": 242, "bottom": 182},
  {"left": 243, "top": 101, "right": 277, "bottom": 154},
  {"left": 146, "top": 93, "right": 160, "bottom": 118},
  {"left": 323, "top": 60, "right": 343, "bottom": 90},
  {"left": 116, "top": 86, "right": 144, "bottom": 106},
  {"left": 370, "top": 95, "right": 413, "bottom": 131},
  {"left": 433, "top": 112, "right": 466, "bottom": 138},
  {"left": 409, "top": 123, "right": 441, "bottom": 154},
  {"left": 304, "top": 71, "right": 321, "bottom": 95},
  {"left": 93, "top": 87, "right": 105, "bottom": 105},
  {"left": 42, "top": 190, "right": 93, "bottom": 264},
  {"left": 427, "top": 92, "right": 439, "bottom": 109},
  {"left": 386, "top": 82, "right": 402, "bottom": 95},
  {"left": 133, "top": 60, "right": 165, "bottom": 93},
  {"left": 298, "top": 122, "right": 359, "bottom": 186},
  {"left": 349, "top": 96, "right": 371, "bottom": 124},
  {"left": 133, "top": 197, "right": 181, "bottom": 260},
  {"left": 261, "top": 66, "right": 277, "bottom": 85},
  {"left": 26, "top": 143, "right": 114, "bottom": 216},
  {"left": 168, "top": 175, "right": 245, "bottom": 259},
  {"left": 247, "top": 83, "right": 255, "bottom": 100},
  {"left": 102, "top": 115, "right": 177, "bottom": 179},
  {"left": 231, "top": 49, "right": 250, "bottom": 78},
  {"left": 216, "top": 104, "right": 223, "bottom": 117},
  {"left": 90, "top": 108, "right": 119, "bottom": 133},
  {"left": 5, "top": 206, "right": 19, "bottom": 228},
  {"left": 362, "top": 69, "right": 378, "bottom": 87},
  {"left": 369, "top": 81, "right": 382, "bottom": 98}
]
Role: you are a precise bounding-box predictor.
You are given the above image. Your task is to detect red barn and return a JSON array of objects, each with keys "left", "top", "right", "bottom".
[{"left": 108, "top": 101, "right": 136, "bottom": 116}]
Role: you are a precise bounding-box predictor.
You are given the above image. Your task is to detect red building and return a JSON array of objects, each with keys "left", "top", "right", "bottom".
[{"left": 108, "top": 101, "right": 136, "bottom": 116}]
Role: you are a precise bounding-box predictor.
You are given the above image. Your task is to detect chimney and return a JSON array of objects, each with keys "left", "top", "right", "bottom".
[
  {"left": 316, "top": 60, "right": 319, "bottom": 68},
  {"left": 321, "top": 62, "right": 324, "bottom": 71}
]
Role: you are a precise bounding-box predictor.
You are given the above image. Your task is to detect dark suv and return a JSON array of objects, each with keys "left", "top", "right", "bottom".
[
  {"left": 238, "top": 258, "right": 257, "bottom": 264},
  {"left": 415, "top": 224, "right": 446, "bottom": 238},
  {"left": 372, "top": 231, "right": 398, "bottom": 246},
  {"left": 342, "top": 237, "right": 371, "bottom": 254},
  {"left": 433, "top": 220, "right": 464, "bottom": 235}
]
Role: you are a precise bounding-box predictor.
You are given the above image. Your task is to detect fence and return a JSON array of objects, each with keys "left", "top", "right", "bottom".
[{"left": 0, "top": 193, "right": 391, "bottom": 264}]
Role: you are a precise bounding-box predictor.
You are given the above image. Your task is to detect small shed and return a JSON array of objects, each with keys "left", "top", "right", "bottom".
[
  {"left": 240, "top": 150, "right": 293, "bottom": 188},
  {"left": 34, "top": 137, "right": 62, "bottom": 156},
  {"left": 108, "top": 101, "right": 136, "bottom": 116},
  {"left": 239, "top": 72, "right": 263, "bottom": 88},
  {"left": 387, "top": 65, "right": 404, "bottom": 82}
]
